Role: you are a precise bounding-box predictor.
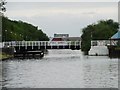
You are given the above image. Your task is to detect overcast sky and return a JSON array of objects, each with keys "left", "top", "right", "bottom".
[{"left": 5, "top": 2, "right": 118, "bottom": 37}]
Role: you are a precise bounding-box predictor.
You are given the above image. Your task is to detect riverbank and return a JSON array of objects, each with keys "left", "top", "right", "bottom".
[
  {"left": 0, "top": 52, "right": 13, "bottom": 60},
  {"left": 0, "top": 47, "right": 14, "bottom": 60}
]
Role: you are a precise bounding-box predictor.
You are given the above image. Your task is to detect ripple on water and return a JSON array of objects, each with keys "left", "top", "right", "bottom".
[{"left": 2, "top": 50, "right": 118, "bottom": 88}]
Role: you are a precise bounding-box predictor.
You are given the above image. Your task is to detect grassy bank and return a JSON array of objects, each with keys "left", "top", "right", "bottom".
[
  {"left": 0, "top": 52, "right": 13, "bottom": 60},
  {"left": 0, "top": 47, "right": 14, "bottom": 60}
]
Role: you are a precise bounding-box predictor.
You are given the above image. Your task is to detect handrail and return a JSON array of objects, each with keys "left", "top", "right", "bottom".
[{"left": 3, "top": 41, "right": 81, "bottom": 47}]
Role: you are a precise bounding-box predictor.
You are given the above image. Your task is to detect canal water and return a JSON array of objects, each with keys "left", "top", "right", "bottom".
[{"left": 1, "top": 50, "right": 118, "bottom": 88}]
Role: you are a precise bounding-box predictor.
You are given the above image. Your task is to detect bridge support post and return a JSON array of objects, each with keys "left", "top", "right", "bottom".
[
  {"left": 69, "top": 41, "right": 71, "bottom": 49},
  {"left": 19, "top": 41, "right": 20, "bottom": 50},
  {"left": 32, "top": 41, "right": 33, "bottom": 50},
  {"left": 25, "top": 42, "right": 27, "bottom": 50},
  {"left": 45, "top": 41, "right": 46, "bottom": 49},
  {"left": 63, "top": 44, "right": 65, "bottom": 49},
  {"left": 50, "top": 41, "right": 52, "bottom": 49},
  {"left": 75, "top": 41, "right": 76, "bottom": 49},
  {"left": 38, "top": 42, "right": 40, "bottom": 50},
  {"left": 57, "top": 44, "right": 59, "bottom": 49}
]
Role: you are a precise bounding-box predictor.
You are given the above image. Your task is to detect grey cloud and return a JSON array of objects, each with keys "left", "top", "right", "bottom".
[{"left": 5, "top": 2, "right": 118, "bottom": 37}]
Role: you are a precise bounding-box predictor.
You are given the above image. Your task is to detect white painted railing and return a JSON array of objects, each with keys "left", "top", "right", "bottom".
[
  {"left": 91, "top": 40, "right": 118, "bottom": 46},
  {"left": 3, "top": 41, "right": 81, "bottom": 48},
  {"left": 2, "top": 40, "right": 118, "bottom": 48}
]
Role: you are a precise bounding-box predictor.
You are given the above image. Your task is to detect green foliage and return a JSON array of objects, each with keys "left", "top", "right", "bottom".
[
  {"left": 2, "top": 17, "right": 49, "bottom": 41},
  {"left": 81, "top": 19, "right": 119, "bottom": 52}
]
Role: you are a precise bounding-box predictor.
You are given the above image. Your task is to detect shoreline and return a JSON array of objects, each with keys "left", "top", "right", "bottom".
[
  {"left": 0, "top": 47, "right": 14, "bottom": 61},
  {"left": 0, "top": 53, "right": 13, "bottom": 61}
]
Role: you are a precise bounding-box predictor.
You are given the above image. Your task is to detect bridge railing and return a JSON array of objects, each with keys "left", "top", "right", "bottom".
[
  {"left": 91, "top": 40, "right": 118, "bottom": 46},
  {"left": 3, "top": 41, "right": 81, "bottom": 47}
]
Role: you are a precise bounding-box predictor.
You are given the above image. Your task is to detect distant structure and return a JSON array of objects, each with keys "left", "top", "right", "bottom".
[
  {"left": 63, "top": 37, "right": 81, "bottom": 41},
  {"left": 54, "top": 34, "right": 69, "bottom": 38},
  {"left": 50, "top": 33, "right": 81, "bottom": 41}
]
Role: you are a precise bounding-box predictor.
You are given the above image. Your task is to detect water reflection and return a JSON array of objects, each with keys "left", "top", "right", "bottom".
[
  {"left": 82, "top": 56, "right": 118, "bottom": 88},
  {"left": 2, "top": 50, "right": 118, "bottom": 88}
]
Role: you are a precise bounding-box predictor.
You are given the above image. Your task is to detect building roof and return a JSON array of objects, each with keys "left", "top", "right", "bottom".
[
  {"left": 51, "top": 38, "right": 63, "bottom": 41},
  {"left": 63, "top": 37, "right": 81, "bottom": 41},
  {"left": 49, "top": 37, "right": 81, "bottom": 41},
  {"left": 111, "top": 31, "right": 120, "bottom": 40},
  {"left": 54, "top": 34, "right": 69, "bottom": 38}
]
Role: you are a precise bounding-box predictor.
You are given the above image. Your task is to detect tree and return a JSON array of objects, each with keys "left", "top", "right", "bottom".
[
  {"left": 2, "top": 17, "right": 49, "bottom": 41},
  {"left": 81, "top": 19, "right": 119, "bottom": 53}
]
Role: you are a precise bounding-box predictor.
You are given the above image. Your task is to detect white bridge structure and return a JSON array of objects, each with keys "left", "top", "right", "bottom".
[
  {"left": 3, "top": 41, "right": 81, "bottom": 52},
  {"left": 89, "top": 40, "right": 118, "bottom": 56},
  {"left": 91, "top": 40, "right": 118, "bottom": 46},
  {"left": 2, "top": 40, "right": 118, "bottom": 56}
]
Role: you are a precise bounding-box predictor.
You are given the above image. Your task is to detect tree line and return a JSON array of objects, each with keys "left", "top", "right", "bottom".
[
  {"left": 81, "top": 19, "right": 119, "bottom": 53},
  {"left": 2, "top": 17, "right": 49, "bottom": 41}
]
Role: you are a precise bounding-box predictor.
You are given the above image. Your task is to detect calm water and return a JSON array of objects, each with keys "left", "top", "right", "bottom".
[{"left": 1, "top": 50, "right": 118, "bottom": 88}]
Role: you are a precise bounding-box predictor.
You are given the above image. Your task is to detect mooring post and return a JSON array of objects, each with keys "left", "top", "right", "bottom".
[{"left": 40, "top": 50, "right": 44, "bottom": 58}]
